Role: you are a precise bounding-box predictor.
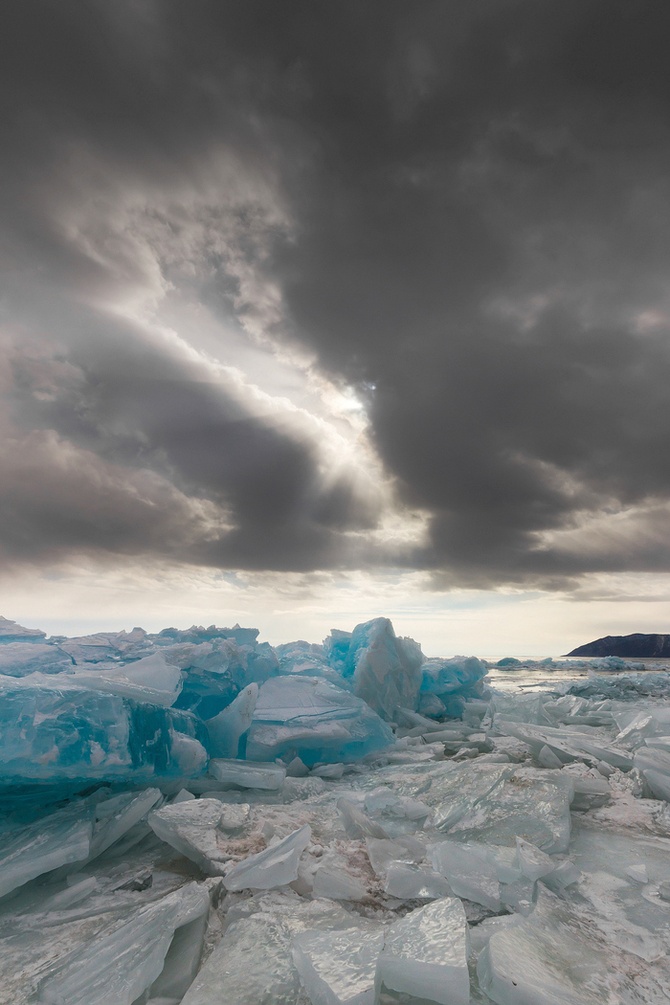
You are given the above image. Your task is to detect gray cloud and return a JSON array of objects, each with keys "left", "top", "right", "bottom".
[{"left": 2, "top": 1, "right": 670, "bottom": 588}]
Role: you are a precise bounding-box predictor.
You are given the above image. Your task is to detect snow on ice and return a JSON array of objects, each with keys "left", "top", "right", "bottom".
[{"left": 1, "top": 615, "right": 670, "bottom": 1003}]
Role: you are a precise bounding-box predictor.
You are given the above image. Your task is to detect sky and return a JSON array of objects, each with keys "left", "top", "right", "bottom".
[{"left": 2, "top": 1, "right": 670, "bottom": 655}]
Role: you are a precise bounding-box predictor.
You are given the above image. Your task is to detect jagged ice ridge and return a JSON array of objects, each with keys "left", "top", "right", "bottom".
[{"left": 2, "top": 614, "right": 670, "bottom": 1003}]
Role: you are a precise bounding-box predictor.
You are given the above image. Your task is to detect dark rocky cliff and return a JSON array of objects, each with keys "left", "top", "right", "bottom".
[{"left": 567, "top": 633, "right": 670, "bottom": 658}]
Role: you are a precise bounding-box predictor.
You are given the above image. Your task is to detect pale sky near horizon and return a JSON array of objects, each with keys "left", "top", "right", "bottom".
[{"left": 2, "top": 2, "right": 670, "bottom": 656}]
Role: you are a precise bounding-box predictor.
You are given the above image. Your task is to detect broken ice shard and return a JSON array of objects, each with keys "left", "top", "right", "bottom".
[
  {"left": 223, "top": 824, "right": 312, "bottom": 891},
  {"left": 293, "top": 925, "right": 384, "bottom": 1005},
  {"left": 208, "top": 757, "right": 286, "bottom": 789},
  {"left": 634, "top": 745, "right": 670, "bottom": 801},
  {"left": 419, "top": 655, "right": 488, "bottom": 717},
  {"left": 36, "top": 881, "right": 210, "bottom": 1005},
  {"left": 0, "top": 801, "right": 93, "bottom": 899},
  {"left": 245, "top": 675, "right": 394, "bottom": 766},
  {"left": 428, "top": 841, "right": 501, "bottom": 910},
  {"left": 376, "top": 898, "right": 470, "bottom": 1005},
  {"left": 181, "top": 896, "right": 354, "bottom": 1005},
  {"left": 495, "top": 719, "right": 634, "bottom": 771}
]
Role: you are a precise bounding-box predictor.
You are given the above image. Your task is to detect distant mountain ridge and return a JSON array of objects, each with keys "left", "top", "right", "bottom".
[{"left": 567, "top": 633, "right": 670, "bottom": 658}]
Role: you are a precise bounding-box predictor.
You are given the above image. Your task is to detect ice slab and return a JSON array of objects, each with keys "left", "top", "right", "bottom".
[
  {"left": 181, "top": 895, "right": 353, "bottom": 1005},
  {"left": 276, "top": 640, "right": 351, "bottom": 688},
  {"left": 311, "top": 848, "right": 370, "bottom": 902},
  {"left": 495, "top": 719, "right": 634, "bottom": 771},
  {"left": 168, "top": 635, "right": 278, "bottom": 720},
  {"left": 148, "top": 798, "right": 237, "bottom": 874},
  {"left": 246, "top": 675, "right": 394, "bottom": 766},
  {"left": 337, "top": 797, "right": 389, "bottom": 839},
  {"left": 325, "top": 618, "right": 423, "bottom": 721},
  {"left": 384, "top": 861, "right": 452, "bottom": 899},
  {"left": 146, "top": 908, "right": 209, "bottom": 1001},
  {"left": 58, "top": 627, "right": 153, "bottom": 664},
  {"left": 0, "top": 802, "right": 93, "bottom": 899},
  {"left": 0, "top": 679, "right": 208, "bottom": 788},
  {"left": 223, "top": 824, "right": 312, "bottom": 891},
  {"left": 428, "top": 840, "right": 501, "bottom": 910},
  {"left": 376, "top": 898, "right": 470, "bottom": 1005},
  {"left": 634, "top": 745, "right": 670, "bottom": 801},
  {"left": 0, "top": 642, "right": 72, "bottom": 676},
  {"left": 514, "top": 837, "right": 556, "bottom": 881},
  {"left": 423, "top": 760, "right": 573, "bottom": 853},
  {"left": 0, "top": 615, "right": 46, "bottom": 641},
  {"left": 208, "top": 757, "right": 286, "bottom": 790},
  {"left": 89, "top": 787, "right": 162, "bottom": 861},
  {"left": 205, "top": 682, "right": 258, "bottom": 758},
  {"left": 477, "top": 884, "right": 670, "bottom": 1004},
  {"left": 61, "top": 652, "right": 183, "bottom": 707},
  {"left": 365, "top": 837, "right": 425, "bottom": 878},
  {"left": 36, "top": 881, "right": 210, "bottom": 1005},
  {"left": 293, "top": 926, "right": 384, "bottom": 1005}
]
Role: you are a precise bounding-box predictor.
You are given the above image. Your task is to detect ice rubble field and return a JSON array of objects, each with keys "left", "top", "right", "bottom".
[{"left": 2, "top": 617, "right": 670, "bottom": 1003}]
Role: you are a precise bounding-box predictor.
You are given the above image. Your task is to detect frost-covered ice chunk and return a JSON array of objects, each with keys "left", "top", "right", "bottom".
[
  {"left": 376, "top": 898, "right": 470, "bottom": 1005},
  {"left": 208, "top": 757, "right": 286, "bottom": 790},
  {"left": 149, "top": 798, "right": 241, "bottom": 874},
  {"left": 205, "top": 682, "right": 258, "bottom": 757},
  {"left": 36, "top": 881, "right": 210, "bottom": 1005},
  {"left": 223, "top": 824, "right": 312, "bottom": 891},
  {"left": 293, "top": 926, "right": 384, "bottom": 1005},
  {"left": 0, "top": 803, "right": 93, "bottom": 899},
  {"left": 0, "top": 679, "right": 208, "bottom": 786},
  {"left": 245, "top": 675, "right": 394, "bottom": 766},
  {"left": 325, "top": 618, "right": 423, "bottom": 721},
  {"left": 181, "top": 894, "right": 353, "bottom": 1005},
  {"left": 428, "top": 841, "right": 500, "bottom": 910}
]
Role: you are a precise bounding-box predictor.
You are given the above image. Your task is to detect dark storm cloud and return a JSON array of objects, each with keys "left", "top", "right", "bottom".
[{"left": 2, "top": 0, "right": 670, "bottom": 585}]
